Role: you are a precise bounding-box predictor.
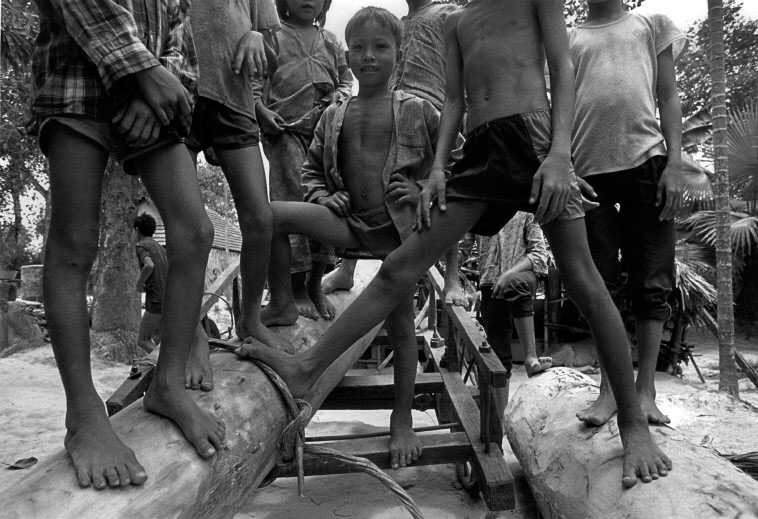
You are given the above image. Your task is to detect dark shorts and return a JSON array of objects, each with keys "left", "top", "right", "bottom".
[
  {"left": 187, "top": 97, "right": 260, "bottom": 164},
  {"left": 344, "top": 205, "right": 402, "bottom": 259},
  {"left": 38, "top": 115, "right": 183, "bottom": 175},
  {"left": 583, "top": 155, "right": 674, "bottom": 321},
  {"left": 144, "top": 291, "right": 163, "bottom": 314},
  {"left": 446, "top": 110, "right": 584, "bottom": 236}
]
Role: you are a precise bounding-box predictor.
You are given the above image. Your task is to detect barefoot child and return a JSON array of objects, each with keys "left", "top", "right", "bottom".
[
  {"left": 321, "top": 0, "right": 467, "bottom": 308},
  {"left": 569, "top": 0, "right": 687, "bottom": 426},
  {"left": 256, "top": 0, "right": 353, "bottom": 323},
  {"left": 478, "top": 211, "right": 552, "bottom": 384},
  {"left": 188, "top": 0, "right": 289, "bottom": 352},
  {"left": 241, "top": 0, "right": 672, "bottom": 488},
  {"left": 33, "top": 0, "right": 225, "bottom": 488},
  {"left": 255, "top": 7, "right": 443, "bottom": 468}
]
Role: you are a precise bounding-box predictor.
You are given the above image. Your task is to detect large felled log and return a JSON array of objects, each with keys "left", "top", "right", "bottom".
[
  {"left": 505, "top": 368, "right": 758, "bottom": 518},
  {"left": 1, "top": 261, "right": 384, "bottom": 519}
]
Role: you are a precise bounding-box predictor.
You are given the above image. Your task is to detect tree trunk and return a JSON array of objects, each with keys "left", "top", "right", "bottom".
[
  {"left": 90, "top": 161, "right": 141, "bottom": 334},
  {"left": 708, "top": 0, "right": 739, "bottom": 396},
  {"left": 1, "top": 262, "right": 383, "bottom": 519},
  {"left": 505, "top": 368, "right": 758, "bottom": 519}
]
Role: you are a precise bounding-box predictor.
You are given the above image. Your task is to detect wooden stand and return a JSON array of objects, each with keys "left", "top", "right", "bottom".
[{"left": 505, "top": 367, "right": 758, "bottom": 518}]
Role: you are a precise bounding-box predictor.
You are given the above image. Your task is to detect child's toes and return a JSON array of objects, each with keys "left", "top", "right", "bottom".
[
  {"left": 75, "top": 466, "right": 92, "bottom": 488},
  {"left": 126, "top": 461, "right": 148, "bottom": 485},
  {"left": 390, "top": 450, "right": 400, "bottom": 469},
  {"left": 104, "top": 466, "right": 121, "bottom": 487},
  {"left": 115, "top": 464, "right": 132, "bottom": 486}
]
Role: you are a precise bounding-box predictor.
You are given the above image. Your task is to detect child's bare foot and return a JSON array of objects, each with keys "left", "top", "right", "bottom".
[
  {"left": 143, "top": 385, "right": 225, "bottom": 459},
  {"left": 64, "top": 403, "right": 148, "bottom": 489},
  {"left": 389, "top": 412, "right": 423, "bottom": 469},
  {"left": 293, "top": 288, "right": 320, "bottom": 321},
  {"left": 235, "top": 340, "right": 314, "bottom": 399},
  {"left": 321, "top": 266, "right": 355, "bottom": 294},
  {"left": 308, "top": 286, "right": 335, "bottom": 320},
  {"left": 524, "top": 355, "right": 552, "bottom": 377},
  {"left": 577, "top": 390, "right": 617, "bottom": 426},
  {"left": 638, "top": 390, "right": 671, "bottom": 425},
  {"left": 619, "top": 420, "right": 672, "bottom": 488},
  {"left": 186, "top": 334, "right": 213, "bottom": 391},
  {"left": 260, "top": 301, "right": 299, "bottom": 327},
  {"left": 443, "top": 283, "right": 467, "bottom": 307},
  {"left": 236, "top": 320, "right": 294, "bottom": 352}
]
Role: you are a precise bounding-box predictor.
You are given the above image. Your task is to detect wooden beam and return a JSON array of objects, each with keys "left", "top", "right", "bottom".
[
  {"left": 105, "top": 366, "right": 155, "bottom": 416},
  {"left": 505, "top": 367, "right": 758, "bottom": 518},
  {"left": 199, "top": 260, "right": 240, "bottom": 319},
  {"left": 321, "top": 373, "right": 444, "bottom": 409},
  {"left": 1, "top": 262, "right": 384, "bottom": 519},
  {"left": 735, "top": 350, "right": 758, "bottom": 390},
  {"left": 277, "top": 432, "right": 471, "bottom": 477}
]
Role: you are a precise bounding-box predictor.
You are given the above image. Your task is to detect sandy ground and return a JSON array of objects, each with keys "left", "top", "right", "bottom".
[{"left": 0, "top": 326, "right": 756, "bottom": 518}]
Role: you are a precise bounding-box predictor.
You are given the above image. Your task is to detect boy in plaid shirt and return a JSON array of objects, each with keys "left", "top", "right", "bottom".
[{"left": 32, "top": 0, "right": 224, "bottom": 490}]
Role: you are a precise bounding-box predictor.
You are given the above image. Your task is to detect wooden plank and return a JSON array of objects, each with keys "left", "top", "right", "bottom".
[
  {"left": 506, "top": 367, "right": 758, "bottom": 518},
  {"left": 199, "top": 260, "right": 240, "bottom": 318},
  {"left": 1, "top": 262, "right": 384, "bottom": 519},
  {"left": 276, "top": 432, "right": 472, "bottom": 477},
  {"left": 424, "top": 331, "right": 515, "bottom": 511},
  {"left": 427, "top": 267, "right": 509, "bottom": 387},
  {"left": 321, "top": 372, "right": 444, "bottom": 410},
  {"left": 105, "top": 366, "right": 155, "bottom": 416},
  {"left": 735, "top": 349, "right": 758, "bottom": 390}
]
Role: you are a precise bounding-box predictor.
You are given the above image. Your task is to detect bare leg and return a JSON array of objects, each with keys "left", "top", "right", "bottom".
[
  {"left": 542, "top": 218, "right": 671, "bottom": 488},
  {"left": 291, "top": 271, "right": 320, "bottom": 321},
  {"left": 635, "top": 318, "right": 670, "bottom": 424},
  {"left": 307, "top": 260, "right": 336, "bottom": 320},
  {"left": 260, "top": 202, "right": 362, "bottom": 330},
  {"left": 322, "top": 258, "right": 357, "bottom": 294},
  {"left": 215, "top": 147, "right": 290, "bottom": 350},
  {"left": 237, "top": 202, "right": 486, "bottom": 398},
  {"left": 137, "top": 311, "right": 161, "bottom": 353},
  {"left": 514, "top": 316, "right": 551, "bottom": 377},
  {"left": 44, "top": 125, "right": 147, "bottom": 489},
  {"left": 576, "top": 366, "right": 617, "bottom": 426},
  {"left": 261, "top": 243, "right": 303, "bottom": 327},
  {"left": 185, "top": 323, "right": 213, "bottom": 391},
  {"left": 386, "top": 296, "right": 422, "bottom": 469},
  {"left": 135, "top": 144, "right": 226, "bottom": 459},
  {"left": 443, "top": 246, "right": 467, "bottom": 306}
]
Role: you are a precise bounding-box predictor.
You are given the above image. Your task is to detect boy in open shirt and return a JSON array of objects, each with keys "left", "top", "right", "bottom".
[
  {"left": 569, "top": 0, "right": 688, "bottom": 427},
  {"left": 32, "top": 0, "right": 224, "bottom": 489}
]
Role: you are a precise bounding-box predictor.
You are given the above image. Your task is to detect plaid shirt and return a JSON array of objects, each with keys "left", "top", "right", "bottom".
[{"left": 31, "top": 0, "right": 197, "bottom": 132}]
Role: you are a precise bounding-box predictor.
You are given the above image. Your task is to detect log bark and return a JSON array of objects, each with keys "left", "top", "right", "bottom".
[
  {"left": 505, "top": 368, "right": 758, "bottom": 519},
  {"left": 1, "top": 261, "right": 383, "bottom": 519}
]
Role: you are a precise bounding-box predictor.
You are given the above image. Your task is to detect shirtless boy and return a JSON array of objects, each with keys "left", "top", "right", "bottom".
[
  {"left": 253, "top": 7, "right": 441, "bottom": 468},
  {"left": 241, "top": 0, "right": 671, "bottom": 487}
]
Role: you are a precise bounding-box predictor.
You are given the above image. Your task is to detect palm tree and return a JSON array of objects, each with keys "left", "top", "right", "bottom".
[{"left": 707, "top": 0, "right": 739, "bottom": 397}]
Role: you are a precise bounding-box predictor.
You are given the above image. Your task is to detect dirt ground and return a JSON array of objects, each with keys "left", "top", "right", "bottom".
[{"left": 0, "top": 325, "right": 756, "bottom": 518}]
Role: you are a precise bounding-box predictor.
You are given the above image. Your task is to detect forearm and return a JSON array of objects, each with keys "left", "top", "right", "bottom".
[
  {"left": 136, "top": 265, "right": 153, "bottom": 287},
  {"left": 431, "top": 97, "right": 465, "bottom": 172},
  {"left": 546, "top": 59, "right": 574, "bottom": 158},
  {"left": 658, "top": 93, "right": 683, "bottom": 166},
  {"left": 504, "top": 257, "right": 533, "bottom": 278}
]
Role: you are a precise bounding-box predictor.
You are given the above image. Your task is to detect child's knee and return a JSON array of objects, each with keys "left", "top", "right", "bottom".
[
  {"left": 377, "top": 255, "right": 417, "bottom": 288},
  {"left": 169, "top": 212, "right": 214, "bottom": 256},
  {"left": 238, "top": 203, "right": 273, "bottom": 235},
  {"left": 45, "top": 232, "right": 99, "bottom": 272}
]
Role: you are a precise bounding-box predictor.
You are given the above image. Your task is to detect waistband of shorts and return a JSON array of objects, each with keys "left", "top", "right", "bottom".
[{"left": 467, "top": 109, "right": 551, "bottom": 140}]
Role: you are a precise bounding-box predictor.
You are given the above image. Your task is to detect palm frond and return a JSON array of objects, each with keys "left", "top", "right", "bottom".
[
  {"left": 681, "top": 152, "right": 714, "bottom": 205},
  {"left": 674, "top": 259, "right": 717, "bottom": 328},
  {"left": 676, "top": 241, "right": 716, "bottom": 268},
  {"left": 677, "top": 211, "right": 758, "bottom": 255},
  {"left": 682, "top": 107, "right": 713, "bottom": 149},
  {"left": 727, "top": 99, "right": 758, "bottom": 201}
]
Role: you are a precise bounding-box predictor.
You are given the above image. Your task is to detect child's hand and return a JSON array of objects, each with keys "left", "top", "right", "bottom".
[
  {"left": 530, "top": 152, "right": 572, "bottom": 224},
  {"left": 656, "top": 163, "right": 683, "bottom": 221},
  {"left": 491, "top": 272, "right": 513, "bottom": 298},
  {"left": 256, "top": 105, "right": 286, "bottom": 134},
  {"left": 414, "top": 168, "right": 447, "bottom": 231},
  {"left": 576, "top": 177, "right": 597, "bottom": 200},
  {"left": 234, "top": 31, "right": 268, "bottom": 80},
  {"left": 387, "top": 173, "right": 420, "bottom": 206},
  {"left": 135, "top": 65, "right": 192, "bottom": 126},
  {"left": 113, "top": 96, "right": 161, "bottom": 147},
  {"left": 318, "top": 191, "right": 352, "bottom": 216}
]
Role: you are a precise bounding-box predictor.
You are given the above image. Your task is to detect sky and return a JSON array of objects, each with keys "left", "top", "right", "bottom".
[{"left": 324, "top": 0, "right": 758, "bottom": 44}]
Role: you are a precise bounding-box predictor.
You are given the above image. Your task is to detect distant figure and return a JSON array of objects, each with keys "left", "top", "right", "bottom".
[
  {"left": 569, "top": 0, "right": 687, "bottom": 427},
  {"left": 478, "top": 211, "right": 552, "bottom": 381},
  {"left": 134, "top": 213, "right": 168, "bottom": 353}
]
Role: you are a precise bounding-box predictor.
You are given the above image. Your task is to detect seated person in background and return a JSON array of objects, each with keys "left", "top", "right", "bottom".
[{"left": 478, "top": 211, "right": 552, "bottom": 382}]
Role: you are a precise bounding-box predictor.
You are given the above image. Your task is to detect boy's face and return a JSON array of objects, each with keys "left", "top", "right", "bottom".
[
  {"left": 346, "top": 21, "right": 400, "bottom": 88},
  {"left": 285, "top": 0, "right": 325, "bottom": 24}
]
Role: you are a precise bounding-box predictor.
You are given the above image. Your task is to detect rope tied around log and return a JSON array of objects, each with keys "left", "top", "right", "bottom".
[{"left": 230, "top": 340, "right": 424, "bottom": 519}]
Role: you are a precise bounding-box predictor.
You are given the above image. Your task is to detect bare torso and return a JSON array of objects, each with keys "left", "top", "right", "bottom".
[
  {"left": 452, "top": 0, "right": 550, "bottom": 131},
  {"left": 338, "top": 95, "right": 394, "bottom": 210}
]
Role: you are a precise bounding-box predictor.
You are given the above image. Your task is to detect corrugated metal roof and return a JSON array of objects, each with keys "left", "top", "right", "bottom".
[{"left": 144, "top": 205, "right": 242, "bottom": 253}]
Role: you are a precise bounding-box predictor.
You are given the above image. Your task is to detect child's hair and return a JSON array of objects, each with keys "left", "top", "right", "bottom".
[
  {"left": 344, "top": 7, "right": 403, "bottom": 49},
  {"left": 276, "top": 0, "right": 332, "bottom": 27},
  {"left": 134, "top": 213, "right": 157, "bottom": 237}
]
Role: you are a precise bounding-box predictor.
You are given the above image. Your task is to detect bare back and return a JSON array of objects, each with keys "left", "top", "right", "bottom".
[
  {"left": 451, "top": 0, "right": 550, "bottom": 130},
  {"left": 338, "top": 95, "right": 394, "bottom": 210}
]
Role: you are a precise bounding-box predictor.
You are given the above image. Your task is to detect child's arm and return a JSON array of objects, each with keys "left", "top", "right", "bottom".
[
  {"left": 302, "top": 111, "right": 352, "bottom": 216},
  {"left": 136, "top": 256, "right": 154, "bottom": 292},
  {"left": 417, "top": 12, "right": 465, "bottom": 230},
  {"left": 531, "top": 0, "right": 575, "bottom": 224},
  {"left": 53, "top": 0, "right": 191, "bottom": 126},
  {"left": 655, "top": 45, "right": 684, "bottom": 221}
]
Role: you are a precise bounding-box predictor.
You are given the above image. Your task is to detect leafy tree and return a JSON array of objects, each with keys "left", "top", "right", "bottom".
[{"left": 678, "top": 0, "right": 758, "bottom": 116}]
